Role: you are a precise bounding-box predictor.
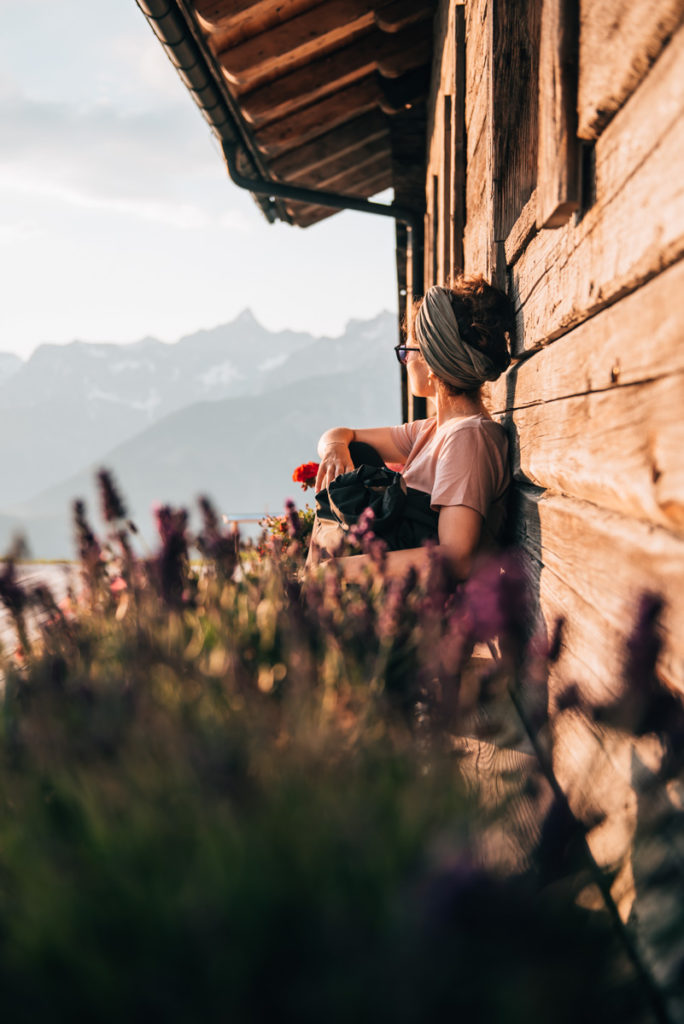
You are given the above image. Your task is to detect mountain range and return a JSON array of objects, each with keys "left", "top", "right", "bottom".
[{"left": 0, "top": 310, "right": 401, "bottom": 557}]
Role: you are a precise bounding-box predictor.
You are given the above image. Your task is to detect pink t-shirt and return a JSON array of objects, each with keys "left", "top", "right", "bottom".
[{"left": 389, "top": 416, "right": 510, "bottom": 539}]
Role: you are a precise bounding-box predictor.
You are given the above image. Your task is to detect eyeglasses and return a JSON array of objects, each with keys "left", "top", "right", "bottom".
[{"left": 394, "top": 344, "right": 421, "bottom": 365}]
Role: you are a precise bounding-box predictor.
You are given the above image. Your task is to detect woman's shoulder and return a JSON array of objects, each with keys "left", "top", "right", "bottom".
[{"left": 438, "top": 415, "right": 508, "bottom": 453}]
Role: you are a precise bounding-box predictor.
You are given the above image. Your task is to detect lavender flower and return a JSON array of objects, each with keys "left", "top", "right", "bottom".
[
  {"left": 153, "top": 505, "right": 189, "bottom": 607},
  {"left": 97, "top": 468, "right": 127, "bottom": 523},
  {"left": 284, "top": 499, "right": 300, "bottom": 540},
  {"left": 73, "top": 500, "right": 101, "bottom": 568}
]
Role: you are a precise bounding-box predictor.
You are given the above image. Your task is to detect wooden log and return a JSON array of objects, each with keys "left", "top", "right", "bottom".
[
  {"left": 491, "top": 258, "right": 684, "bottom": 412},
  {"left": 269, "top": 110, "right": 389, "bottom": 177},
  {"left": 451, "top": 3, "right": 466, "bottom": 272},
  {"left": 506, "top": 373, "right": 684, "bottom": 535},
  {"left": 237, "top": 34, "right": 379, "bottom": 124},
  {"left": 503, "top": 187, "right": 537, "bottom": 266},
  {"left": 536, "top": 0, "right": 580, "bottom": 228},
  {"left": 374, "top": 0, "right": 436, "bottom": 33},
  {"left": 513, "top": 487, "right": 684, "bottom": 696},
  {"left": 217, "top": 0, "right": 375, "bottom": 87},
  {"left": 282, "top": 137, "right": 391, "bottom": 187},
  {"left": 195, "top": 0, "right": 318, "bottom": 54},
  {"left": 511, "top": 21, "right": 684, "bottom": 352},
  {"left": 287, "top": 150, "right": 391, "bottom": 192},
  {"left": 254, "top": 78, "right": 381, "bottom": 155},
  {"left": 578, "top": 0, "right": 684, "bottom": 140},
  {"left": 238, "top": 23, "right": 431, "bottom": 125},
  {"left": 285, "top": 168, "right": 391, "bottom": 224}
]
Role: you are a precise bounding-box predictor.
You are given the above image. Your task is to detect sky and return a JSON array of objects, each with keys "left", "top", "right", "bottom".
[{"left": 0, "top": 0, "right": 398, "bottom": 359}]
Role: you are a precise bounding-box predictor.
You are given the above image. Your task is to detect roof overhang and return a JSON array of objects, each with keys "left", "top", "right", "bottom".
[{"left": 136, "top": 0, "right": 435, "bottom": 228}]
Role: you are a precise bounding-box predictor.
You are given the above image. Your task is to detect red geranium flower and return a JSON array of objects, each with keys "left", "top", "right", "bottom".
[{"left": 292, "top": 461, "right": 319, "bottom": 490}]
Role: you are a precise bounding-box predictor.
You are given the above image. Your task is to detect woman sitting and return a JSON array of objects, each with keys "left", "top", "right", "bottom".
[{"left": 308, "top": 275, "right": 513, "bottom": 582}]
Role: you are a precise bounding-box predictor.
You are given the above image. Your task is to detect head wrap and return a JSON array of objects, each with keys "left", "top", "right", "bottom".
[{"left": 414, "top": 285, "right": 500, "bottom": 390}]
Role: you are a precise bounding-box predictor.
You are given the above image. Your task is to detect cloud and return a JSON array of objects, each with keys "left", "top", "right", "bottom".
[{"left": 0, "top": 87, "right": 235, "bottom": 224}]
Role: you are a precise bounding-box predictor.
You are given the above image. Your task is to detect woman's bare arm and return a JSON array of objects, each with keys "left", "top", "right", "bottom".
[
  {"left": 315, "top": 426, "right": 408, "bottom": 491},
  {"left": 336, "top": 505, "right": 483, "bottom": 583}
]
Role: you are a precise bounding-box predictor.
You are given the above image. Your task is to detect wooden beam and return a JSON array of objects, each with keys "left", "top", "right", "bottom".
[
  {"left": 536, "top": 0, "right": 580, "bottom": 228},
  {"left": 237, "top": 22, "right": 432, "bottom": 125},
  {"left": 451, "top": 2, "right": 466, "bottom": 272},
  {"left": 285, "top": 167, "right": 392, "bottom": 224},
  {"left": 288, "top": 151, "right": 392, "bottom": 192},
  {"left": 254, "top": 78, "right": 381, "bottom": 155},
  {"left": 513, "top": 487, "right": 684, "bottom": 693},
  {"left": 282, "top": 137, "right": 390, "bottom": 186},
  {"left": 217, "top": 0, "right": 376, "bottom": 87},
  {"left": 512, "top": 20, "right": 684, "bottom": 353},
  {"left": 374, "top": 0, "right": 436, "bottom": 33},
  {"left": 489, "top": 258, "right": 684, "bottom": 415},
  {"left": 578, "top": 0, "right": 684, "bottom": 140},
  {"left": 193, "top": 0, "right": 266, "bottom": 29},
  {"left": 505, "top": 372, "right": 684, "bottom": 536},
  {"left": 269, "top": 110, "right": 389, "bottom": 177}
]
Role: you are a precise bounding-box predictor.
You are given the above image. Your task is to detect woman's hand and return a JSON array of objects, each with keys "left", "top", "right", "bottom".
[{"left": 315, "top": 441, "right": 354, "bottom": 491}]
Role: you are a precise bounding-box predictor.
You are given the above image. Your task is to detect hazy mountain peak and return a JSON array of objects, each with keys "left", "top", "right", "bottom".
[{"left": 234, "top": 308, "right": 259, "bottom": 327}]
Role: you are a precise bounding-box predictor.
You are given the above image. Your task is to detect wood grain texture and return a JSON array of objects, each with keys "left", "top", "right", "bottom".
[
  {"left": 513, "top": 487, "right": 684, "bottom": 695},
  {"left": 512, "top": 21, "right": 684, "bottom": 352},
  {"left": 578, "top": 0, "right": 684, "bottom": 140},
  {"left": 509, "top": 372, "right": 684, "bottom": 534},
  {"left": 281, "top": 136, "right": 390, "bottom": 186},
  {"left": 269, "top": 110, "right": 388, "bottom": 177},
  {"left": 536, "top": 0, "right": 580, "bottom": 228},
  {"left": 374, "top": 0, "right": 436, "bottom": 33},
  {"left": 196, "top": 0, "right": 319, "bottom": 56},
  {"left": 492, "top": 0, "right": 541, "bottom": 240},
  {"left": 288, "top": 151, "right": 392, "bottom": 192},
  {"left": 238, "top": 22, "right": 431, "bottom": 125},
  {"left": 490, "top": 258, "right": 684, "bottom": 413},
  {"left": 217, "top": 0, "right": 375, "bottom": 87},
  {"left": 503, "top": 187, "right": 537, "bottom": 265},
  {"left": 254, "top": 78, "right": 381, "bottom": 155}
]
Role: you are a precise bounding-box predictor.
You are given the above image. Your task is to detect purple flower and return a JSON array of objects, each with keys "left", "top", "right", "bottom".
[
  {"left": 73, "top": 500, "right": 101, "bottom": 567},
  {"left": 284, "top": 499, "right": 300, "bottom": 539},
  {"left": 97, "top": 468, "right": 128, "bottom": 523}
]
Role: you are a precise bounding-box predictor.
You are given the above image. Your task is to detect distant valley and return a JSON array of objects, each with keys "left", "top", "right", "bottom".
[{"left": 0, "top": 310, "right": 401, "bottom": 557}]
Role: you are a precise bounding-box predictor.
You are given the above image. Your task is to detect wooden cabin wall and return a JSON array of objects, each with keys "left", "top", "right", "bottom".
[{"left": 423, "top": 0, "right": 684, "bottom": 982}]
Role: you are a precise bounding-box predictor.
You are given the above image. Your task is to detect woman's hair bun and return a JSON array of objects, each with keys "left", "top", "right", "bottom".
[{"left": 447, "top": 274, "right": 514, "bottom": 377}]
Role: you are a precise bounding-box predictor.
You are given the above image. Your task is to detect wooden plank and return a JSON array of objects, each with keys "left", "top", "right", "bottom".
[
  {"left": 217, "top": 0, "right": 375, "bottom": 87},
  {"left": 269, "top": 110, "right": 388, "bottom": 177},
  {"left": 513, "top": 487, "right": 684, "bottom": 695},
  {"left": 503, "top": 187, "right": 537, "bottom": 266},
  {"left": 507, "top": 372, "right": 684, "bottom": 535},
  {"left": 490, "top": 258, "right": 684, "bottom": 412},
  {"left": 451, "top": 3, "right": 465, "bottom": 272},
  {"left": 237, "top": 33, "right": 380, "bottom": 124},
  {"left": 536, "top": 0, "right": 580, "bottom": 228},
  {"left": 254, "top": 78, "right": 381, "bottom": 156},
  {"left": 374, "top": 0, "right": 436, "bottom": 33},
  {"left": 238, "top": 23, "right": 431, "bottom": 126},
  {"left": 578, "top": 0, "right": 684, "bottom": 140},
  {"left": 512, "top": 21, "right": 684, "bottom": 352},
  {"left": 282, "top": 137, "right": 390, "bottom": 187},
  {"left": 196, "top": 0, "right": 319, "bottom": 55},
  {"left": 285, "top": 168, "right": 391, "bottom": 224},
  {"left": 287, "top": 150, "right": 391, "bottom": 191}
]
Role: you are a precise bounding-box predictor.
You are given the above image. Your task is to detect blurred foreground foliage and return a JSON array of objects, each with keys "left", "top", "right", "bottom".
[{"left": 0, "top": 473, "right": 681, "bottom": 1022}]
